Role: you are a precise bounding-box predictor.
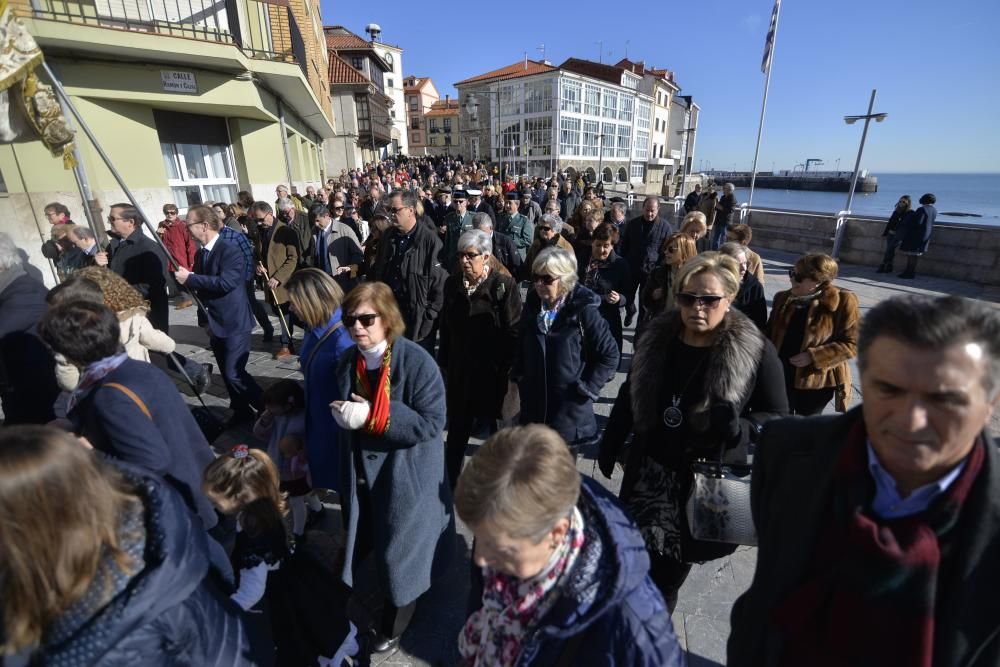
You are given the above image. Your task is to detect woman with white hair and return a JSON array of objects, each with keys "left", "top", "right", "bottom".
[
  {"left": 524, "top": 213, "right": 574, "bottom": 275},
  {"left": 513, "top": 246, "right": 619, "bottom": 453},
  {"left": 439, "top": 229, "right": 523, "bottom": 487}
]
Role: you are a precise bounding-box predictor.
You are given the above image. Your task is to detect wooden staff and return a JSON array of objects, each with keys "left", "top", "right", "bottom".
[{"left": 257, "top": 261, "right": 291, "bottom": 338}]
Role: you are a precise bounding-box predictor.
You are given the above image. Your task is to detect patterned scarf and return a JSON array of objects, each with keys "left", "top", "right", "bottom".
[
  {"left": 354, "top": 343, "right": 392, "bottom": 436},
  {"left": 464, "top": 264, "right": 491, "bottom": 296},
  {"left": 66, "top": 352, "right": 129, "bottom": 413},
  {"left": 773, "top": 422, "right": 984, "bottom": 667},
  {"left": 458, "top": 507, "right": 585, "bottom": 667},
  {"left": 536, "top": 294, "right": 567, "bottom": 335},
  {"left": 583, "top": 257, "right": 608, "bottom": 291}
]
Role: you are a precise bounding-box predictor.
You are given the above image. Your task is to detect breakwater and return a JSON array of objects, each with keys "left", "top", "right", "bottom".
[{"left": 711, "top": 173, "right": 878, "bottom": 193}]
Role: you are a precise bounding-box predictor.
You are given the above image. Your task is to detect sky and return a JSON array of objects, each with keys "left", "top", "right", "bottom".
[{"left": 322, "top": 0, "right": 1000, "bottom": 173}]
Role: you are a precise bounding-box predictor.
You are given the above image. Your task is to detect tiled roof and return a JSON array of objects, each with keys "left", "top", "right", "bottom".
[
  {"left": 558, "top": 58, "right": 623, "bottom": 86},
  {"left": 424, "top": 100, "right": 459, "bottom": 117},
  {"left": 323, "top": 26, "right": 370, "bottom": 50},
  {"left": 455, "top": 60, "right": 557, "bottom": 86},
  {"left": 403, "top": 77, "right": 431, "bottom": 92},
  {"left": 615, "top": 58, "right": 674, "bottom": 82},
  {"left": 328, "top": 52, "right": 368, "bottom": 85}
]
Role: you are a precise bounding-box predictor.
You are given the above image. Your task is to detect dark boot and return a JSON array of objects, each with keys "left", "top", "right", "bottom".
[
  {"left": 898, "top": 255, "right": 918, "bottom": 279},
  {"left": 875, "top": 263, "right": 891, "bottom": 274}
]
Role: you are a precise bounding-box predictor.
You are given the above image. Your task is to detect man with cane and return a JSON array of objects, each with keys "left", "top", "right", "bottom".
[{"left": 249, "top": 201, "right": 300, "bottom": 359}]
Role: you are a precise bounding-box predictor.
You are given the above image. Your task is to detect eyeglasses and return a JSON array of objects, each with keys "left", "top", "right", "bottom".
[
  {"left": 333, "top": 206, "right": 344, "bottom": 211},
  {"left": 664, "top": 246, "right": 678, "bottom": 254},
  {"left": 676, "top": 293, "right": 725, "bottom": 309},
  {"left": 458, "top": 251, "right": 482, "bottom": 261},
  {"left": 537, "top": 226, "right": 553, "bottom": 233},
  {"left": 531, "top": 274, "right": 559, "bottom": 285},
  {"left": 255, "top": 216, "right": 268, "bottom": 223},
  {"left": 343, "top": 312, "right": 379, "bottom": 327},
  {"left": 388, "top": 206, "right": 410, "bottom": 216},
  {"left": 165, "top": 211, "right": 178, "bottom": 215},
  {"left": 787, "top": 268, "right": 807, "bottom": 282}
]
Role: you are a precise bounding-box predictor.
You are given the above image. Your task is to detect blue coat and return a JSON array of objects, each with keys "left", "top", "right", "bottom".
[
  {"left": 515, "top": 285, "right": 620, "bottom": 447},
  {"left": 513, "top": 478, "right": 685, "bottom": 667},
  {"left": 70, "top": 358, "right": 219, "bottom": 529},
  {"left": 32, "top": 467, "right": 251, "bottom": 666},
  {"left": 335, "top": 337, "right": 456, "bottom": 606},
  {"left": 299, "top": 309, "right": 354, "bottom": 492},
  {"left": 0, "top": 269, "right": 59, "bottom": 424},
  {"left": 185, "top": 236, "right": 255, "bottom": 338},
  {"left": 897, "top": 204, "right": 936, "bottom": 254}
]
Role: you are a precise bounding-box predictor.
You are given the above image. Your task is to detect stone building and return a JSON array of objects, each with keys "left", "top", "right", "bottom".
[
  {"left": 423, "top": 99, "right": 460, "bottom": 157},
  {"left": 403, "top": 76, "right": 440, "bottom": 155}
]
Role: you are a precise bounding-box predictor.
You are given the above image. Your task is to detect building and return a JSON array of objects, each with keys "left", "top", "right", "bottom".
[
  {"left": 424, "top": 98, "right": 460, "bottom": 157},
  {"left": 456, "top": 57, "right": 697, "bottom": 195},
  {"left": 667, "top": 95, "right": 700, "bottom": 195},
  {"left": 5, "top": 0, "right": 335, "bottom": 281},
  {"left": 323, "top": 25, "right": 394, "bottom": 172},
  {"left": 403, "top": 76, "right": 440, "bottom": 155},
  {"left": 366, "top": 26, "right": 407, "bottom": 156}
]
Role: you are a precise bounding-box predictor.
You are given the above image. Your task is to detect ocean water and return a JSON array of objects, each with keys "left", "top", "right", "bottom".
[{"left": 731, "top": 173, "right": 1000, "bottom": 226}]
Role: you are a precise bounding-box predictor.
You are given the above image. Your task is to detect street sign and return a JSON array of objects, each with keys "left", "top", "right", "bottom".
[{"left": 160, "top": 70, "right": 197, "bottom": 94}]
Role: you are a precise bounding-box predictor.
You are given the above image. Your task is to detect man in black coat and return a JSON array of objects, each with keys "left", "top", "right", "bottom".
[
  {"left": 472, "top": 214, "right": 520, "bottom": 277},
  {"left": 619, "top": 196, "right": 673, "bottom": 326},
  {"left": 729, "top": 294, "right": 1000, "bottom": 667},
  {"left": 373, "top": 190, "right": 447, "bottom": 353},
  {"left": 466, "top": 189, "right": 496, "bottom": 228},
  {"left": 719, "top": 242, "right": 767, "bottom": 330},
  {"left": 0, "top": 234, "right": 59, "bottom": 424},
  {"left": 99, "top": 203, "right": 170, "bottom": 331},
  {"left": 176, "top": 205, "right": 263, "bottom": 425},
  {"left": 683, "top": 184, "right": 702, "bottom": 213}
]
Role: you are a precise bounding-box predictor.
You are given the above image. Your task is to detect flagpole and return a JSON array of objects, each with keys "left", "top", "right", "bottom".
[{"left": 748, "top": 0, "right": 782, "bottom": 209}]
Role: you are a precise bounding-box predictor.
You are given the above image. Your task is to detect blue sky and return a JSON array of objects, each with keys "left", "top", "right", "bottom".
[{"left": 323, "top": 0, "right": 1000, "bottom": 173}]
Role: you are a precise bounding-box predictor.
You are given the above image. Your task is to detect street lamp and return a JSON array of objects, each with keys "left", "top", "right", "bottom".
[
  {"left": 597, "top": 132, "right": 607, "bottom": 188},
  {"left": 464, "top": 91, "right": 503, "bottom": 183},
  {"left": 832, "top": 88, "right": 887, "bottom": 258},
  {"left": 676, "top": 126, "right": 696, "bottom": 198}
]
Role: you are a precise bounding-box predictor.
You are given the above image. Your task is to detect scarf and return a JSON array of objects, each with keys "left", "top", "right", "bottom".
[
  {"left": 584, "top": 257, "right": 609, "bottom": 290},
  {"left": 536, "top": 294, "right": 567, "bottom": 335},
  {"left": 354, "top": 342, "right": 392, "bottom": 436},
  {"left": 66, "top": 352, "right": 129, "bottom": 413},
  {"left": 464, "top": 264, "right": 491, "bottom": 296},
  {"left": 773, "top": 422, "right": 984, "bottom": 667},
  {"left": 458, "top": 506, "right": 586, "bottom": 667}
]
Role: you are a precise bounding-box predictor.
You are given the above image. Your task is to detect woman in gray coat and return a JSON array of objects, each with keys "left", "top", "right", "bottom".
[{"left": 331, "top": 282, "right": 455, "bottom": 654}]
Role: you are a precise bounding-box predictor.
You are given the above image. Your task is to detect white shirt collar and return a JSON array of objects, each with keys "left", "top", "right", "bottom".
[{"left": 203, "top": 233, "right": 220, "bottom": 253}]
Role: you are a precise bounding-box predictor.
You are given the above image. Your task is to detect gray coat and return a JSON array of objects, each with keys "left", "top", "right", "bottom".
[{"left": 335, "top": 336, "right": 455, "bottom": 607}]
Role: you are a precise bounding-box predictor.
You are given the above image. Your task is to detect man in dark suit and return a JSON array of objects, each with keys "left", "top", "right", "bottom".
[
  {"left": 619, "top": 196, "right": 672, "bottom": 326},
  {"left": 176, "top": 205, "right": 262, "bottom": 425},
  {"left": 729, "top": 294, "right": 1000, "bottom": 667},
  {"left": 472, "top": 213, "right": 520, "bottom": 277},
  {"left": 466, "top": 189, "right": 496, "bottom": 228}
]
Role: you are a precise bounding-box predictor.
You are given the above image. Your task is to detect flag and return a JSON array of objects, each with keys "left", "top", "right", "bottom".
[{"left": 760, "top": 0, "right": 781, "bottom": 74}]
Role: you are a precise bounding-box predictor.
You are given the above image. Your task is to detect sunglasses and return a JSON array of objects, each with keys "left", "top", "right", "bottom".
[
  {"left": 676, "top": 293, "right": 725, "bottom": 309},
  {"left": 532, "top": 274, "right": 559, "bottom": 285},
  {"left": 537, "top": 226, "right": 553, "bottom": 233},
  {"left": 787, "top": 268, "right": 807, "bottom": 282},
  {"left": 458, "top": 251, "right": 482, "bottom": 261},
  {"left": 343, "top": 313, "right": 379, "bottom": 327},
  {"left": 165, "top": 210, "right": 178, "bottom": 215}
]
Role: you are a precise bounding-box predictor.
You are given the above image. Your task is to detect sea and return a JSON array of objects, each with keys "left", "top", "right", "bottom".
[{"left": 729, "top": 173, "right": 1000, "bottom": 226}]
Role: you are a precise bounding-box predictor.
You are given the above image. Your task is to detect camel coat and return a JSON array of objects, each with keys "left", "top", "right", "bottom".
[{"left": 767, "top": 284, "right": 859, "bottom": 411}]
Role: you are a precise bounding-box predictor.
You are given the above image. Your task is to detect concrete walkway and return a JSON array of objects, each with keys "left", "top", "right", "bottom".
[{"left": 165, "top": 248, "right": 999, "bottom": 666}]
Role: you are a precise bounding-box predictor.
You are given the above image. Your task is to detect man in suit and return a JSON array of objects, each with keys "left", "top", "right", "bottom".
[
  {"left": 466, "top": 189, "right": 496, "bottom": 228},
  {"left": 441, "top": 190, "right": 474, "bottom": 270},
  {"left": 619, "top": 196, "right": 672, "bottom": 326},
  {"left": 729, "top": 294, "right": 1000, "bottom": 667},
  {"left": 472, "top": 213, "right": 520, "bottom": 277},
  {"left": 306, "top": 202, "right": 364, "bottom": 291},
  {"left": 251, "top": 201, "right": 300, "bottom": 359},
  {"left": 176, "top": 205, "right": 262, "bottom": 425}
]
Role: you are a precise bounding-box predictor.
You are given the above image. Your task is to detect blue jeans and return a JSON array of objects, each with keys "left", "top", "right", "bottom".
[
  {"left": 881, "top": 233, "right": 899, "bottom": 267},
  {"left": 710, "top": 221, "right": 728, "bottom": 250}
]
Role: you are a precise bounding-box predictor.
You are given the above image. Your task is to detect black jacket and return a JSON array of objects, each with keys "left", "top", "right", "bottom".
[
  {"left": 619, "top": 216, "right": 673, "bottom": 278},
  {"left": 579, "top": 251, "right": 632, "bottom": 347},
  {"left": 108, "top": 230, "right": 170, "bottom": 331},
  {"left": 728, "top": 409, "right": 1000, "bottom": 667},
  {"left": 490, "top": 231, "right": 521, "bottom": 276},
  {"left": 0, "top": 268, "right": 59, "bottom": 424},
  {"left": 372, "top": 221, "right": 447, "bottom": 342},
  {"left": 733, "top": 272, "right": 767, "bottom": 330},
  {"left": 683, "top": 191, "right": 702, "bottom": 213},
  {"left": 30, "top": 467, "right": 251, "bottom": 666},
  {"left": 514, "top": 284, "right": 620, "bottom": 447},
  {"left": 470, "top": 200, "right": 497, "bottom": 227}
]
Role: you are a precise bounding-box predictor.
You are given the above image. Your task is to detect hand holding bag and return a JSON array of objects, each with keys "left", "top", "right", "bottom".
[{"left": 685, "top": 439, "right": 757, "bottom": 546}]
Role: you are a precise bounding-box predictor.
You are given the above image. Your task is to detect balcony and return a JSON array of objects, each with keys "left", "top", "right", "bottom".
[{"left": 30, "top": 0, "right": 306, "bottom": 76}]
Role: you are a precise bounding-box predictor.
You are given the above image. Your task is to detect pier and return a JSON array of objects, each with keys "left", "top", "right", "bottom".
[{"left": 710, "top": 171, "right": 878, "bottom": 193}]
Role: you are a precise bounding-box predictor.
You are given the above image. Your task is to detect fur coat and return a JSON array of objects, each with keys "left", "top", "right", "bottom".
[{"left": 767, "top": 284, "right": 859, "bottom": 411}]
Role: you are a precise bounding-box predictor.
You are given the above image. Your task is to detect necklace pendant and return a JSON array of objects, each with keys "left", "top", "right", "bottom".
[{"left": 662, "top": 395, "right": 683, "bottom": 428}]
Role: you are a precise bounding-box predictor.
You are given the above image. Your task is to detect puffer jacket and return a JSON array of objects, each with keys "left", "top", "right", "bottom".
[
  {"left": 514, "top": 477, "right": 686, "bottom": 666},
  {"left": 29, "top": 468, "right": 250, "bottom": 666}
]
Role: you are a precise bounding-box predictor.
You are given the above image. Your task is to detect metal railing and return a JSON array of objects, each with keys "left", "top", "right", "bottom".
[{"left": 32, "top": 0, "right": 306, "bottom": 74}]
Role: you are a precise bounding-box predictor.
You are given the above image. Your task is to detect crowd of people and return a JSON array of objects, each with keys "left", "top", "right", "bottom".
[{"left": 0, "top": 155, "right": 996, "bottom": 667}]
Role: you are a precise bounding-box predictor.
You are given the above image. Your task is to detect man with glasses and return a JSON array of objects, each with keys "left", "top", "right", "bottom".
[
  {"left": 372, "top": 190, "right": 446, "bottom": 355},
  {"left": 441, "top": 190, "right": 474, "bottom": 269},
  {"left": 251, "top": 201, "right": 300, "bottom": 359},
  {"left": 157, "top": 204, "right": 197, "bottom": 309},
  {"left": 308, "top": 202, "right": 363, "bottom": 291},
  {"left": 175, "top": 205, "right": 263, "bottom": 425},
  {"left": 40, "top": 202, "right": 74, "bottom": 264}
]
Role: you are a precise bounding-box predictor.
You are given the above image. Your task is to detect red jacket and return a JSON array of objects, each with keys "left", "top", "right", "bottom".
[{"left": 158, "top": 219, "right": 197, "bottom": 270}]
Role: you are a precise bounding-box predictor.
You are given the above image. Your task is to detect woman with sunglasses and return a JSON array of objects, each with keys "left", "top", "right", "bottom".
[
  {"left": 640, "top": 232, "right": 698, "bottom": 324},
  {"left": 599, "top": 253, "right": 787, "bottom": 611},
  {"left": 330, "top": 282, "right": 454, "bottom": 654},
  {"left": 524, "top": 214, "right": 575, "bottom": 278},
  {"left": 513, "top": 247, "right": 619, "bottom": 455},
  {"left": 767, "top": 252, "right": 860, "bottom": 415},
  {"left": 439, "top": 229, "right": 523, "bottom": 488}
]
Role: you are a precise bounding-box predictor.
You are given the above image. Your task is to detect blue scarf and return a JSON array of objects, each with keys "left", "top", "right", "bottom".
[
  {"left": 67, "top": 352, "right": 129, "bottom": 413},
  {"left": 537, "top": 295, "right": 566, "bottom": 335}
]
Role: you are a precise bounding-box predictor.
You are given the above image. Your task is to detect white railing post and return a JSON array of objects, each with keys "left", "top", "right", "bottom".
[
  {"left": 832, "top": 210, "right": 851, "bottom": 259},
  {"left": 739, "top": 202, "right": 750, "bottom": 224}
]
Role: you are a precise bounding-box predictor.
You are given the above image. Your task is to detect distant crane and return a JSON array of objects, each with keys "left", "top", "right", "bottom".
[{"left": 804, "top": 158, "right": 824, "bottom": 173}]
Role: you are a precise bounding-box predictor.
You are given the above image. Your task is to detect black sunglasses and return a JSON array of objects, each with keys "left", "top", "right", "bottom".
[
  {"left": 458, "top": 251, "right": 482, "bottom": 260},
  {"left": 537, "top": 226, "right": 553, "bottom": 233},
  {"left": 676, "top": 293, "right": 725, "bottom": 309},
  {"left": 343, "top": 313, "right": 378, "bottom": 327},
  {"left": 787, "top": 268, "right": 806, "bottom": 282},
  {"left": 531, "top": 274, "right": 558, "bottom": 285}
]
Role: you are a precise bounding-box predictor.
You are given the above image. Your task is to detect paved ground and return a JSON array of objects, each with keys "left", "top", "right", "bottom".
[{"left": 162, "top": 247, "right": 999, "bottom": 666}]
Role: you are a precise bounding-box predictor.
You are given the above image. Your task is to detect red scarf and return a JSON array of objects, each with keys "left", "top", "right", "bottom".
[{"left": 354, "top": 344, "right": 392, "bottom": 436}]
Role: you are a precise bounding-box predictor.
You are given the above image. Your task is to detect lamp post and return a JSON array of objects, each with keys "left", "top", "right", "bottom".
[
  {"left": 676, "top": 126, "right": 696, "bottom": 198},
  {"left": 464, "top": 90, "right": 503, "bottom": 183},
  {"left": 832, "top": 88, "right": 887, "bottom": 259},
  {"left": 597, "top": 132, "right": 607, "bottom": 188}
]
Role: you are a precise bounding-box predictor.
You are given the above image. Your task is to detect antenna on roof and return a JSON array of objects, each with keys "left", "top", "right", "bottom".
[
  {"left": 537, "top": 43, "right": 545, "bottom": 61},
  {"left": 594, "top": 41, "right": 603, "bottom": 64}
]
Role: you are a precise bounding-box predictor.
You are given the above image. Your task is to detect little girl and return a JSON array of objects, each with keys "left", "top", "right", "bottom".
[
  {"left": 203, "top": 445, "right": 357, "bottom": 666},
  {"left": 253, "top": 379, "right": 323, "bottom": 536}
]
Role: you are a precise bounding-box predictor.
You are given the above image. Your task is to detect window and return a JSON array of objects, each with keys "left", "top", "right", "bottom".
[
  {"left": 619, "top": 95, "right": 633, "bottom": 123},
  {"left": 430, "top": 136, "right": 438, "bottom": 146},
  {"left": 601, "top": 122, "right": 615, "bottom": 157},
  {"left": 617, "top": 167, "right": 628, "bottom": 182},
  {"left": 155, "top": 111, "right": 236, "bottom": 212},
  {"left": 630, "top": 163, "right": 645, "bottom": 179},
  {"left": 351, "top": 56, "right": 363, "bottom": 70},
  {"left": 445, "top": 135, "right": 452, "bottom": 146},
  {"left": 602, "top": 90, "right": 617, "bottom": 119},
  {"left": 500, "top": 121, "right": 521, "bottom": 153},
  {"left": 412, "top": 131, "right": 421, "bottom": 143},
  {"left": 636, "top": 100, "right": 651, "bottom": 130},
  {"left": 387, "top": 78, "right": 394, "bottom": 88},
  {"left": 616, "top": 124, "right": 631, "bottom": 158},
  {"left": 584, "top": 84, "right": 600, "bottom": 116},
  {"left": 582, "top": 120, "right": 600, "bottom": 157},
  {"left": 635, "top": 130, "right": 649, "bottom": 160},
  {"left": 410, "top": 116, "right": 419, "bottom": 129},
  {"left": 524, "top": 116, "right": 552, "bottom": 156},
  {"left": 408, "top": 96, "right": 417, "bottom": 111},
  {"left": 524, "top": 80, "right": 553, "bottom": 114},
  {"left": 602, "top": 167, "right": 613, "bottom": 183},
  {"left": 443, "top": 117, "right": 452, "bottom": 132},
  {"left": 622, "top": 73, "right": 639, "bottom": 90},
  {"left": 390, "top": 110, "right": 396, "bottom": 119},
  {"left": 560, "top": 79, "right": 581, "bottom": 113},
  {"left": 428, "top": 118, "right": 438, "bottom": 133},
  {"left": 559, "top": 117, "right": 580, "bottom": 155},
  {"left": 500, "top": 84, "right": 520, "bottom": 117}
]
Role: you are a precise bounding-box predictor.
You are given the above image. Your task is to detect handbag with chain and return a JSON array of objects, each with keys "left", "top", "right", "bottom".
[{"left": 685, "top": 439, "right": 757, "bottom": 546}]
